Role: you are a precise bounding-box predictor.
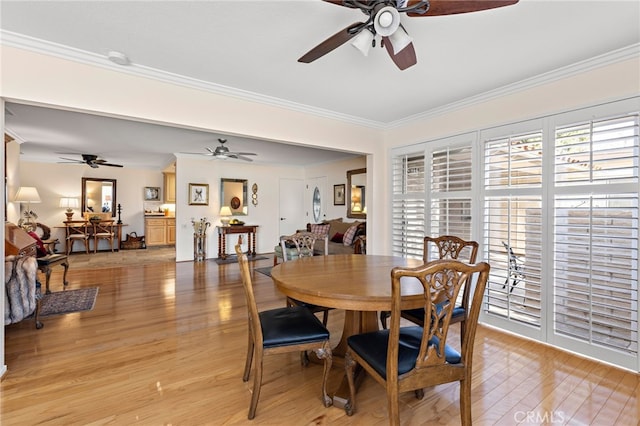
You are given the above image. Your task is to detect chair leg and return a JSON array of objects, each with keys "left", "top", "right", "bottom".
[
  {"left": 459, "top": 376, "right": 472, "bottom": 426},
  {"left": 379, "top": 311, "right": 390, "bottom": 329},
  {"left": 321, "top": 309, "right": 329, "bottom": 327},
  {"left": 387, "top": 385, "right": 401, "bottom": 426},
  {"left": 344, "top": 350, "right": 357, "bottom": 416},
  {"left": 247, "top": 348, "right": 263, "bottom": 420},
  {"left": 243, "top": 334, "right": 254, "bottom": 382},
  {"left": 313, "top": 340, "right": 333, "bottom": 408}
]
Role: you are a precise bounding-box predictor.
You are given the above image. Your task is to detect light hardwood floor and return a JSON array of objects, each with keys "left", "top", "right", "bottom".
[{"left": 2, "top": 252, "right": 638, "bottom": 425}]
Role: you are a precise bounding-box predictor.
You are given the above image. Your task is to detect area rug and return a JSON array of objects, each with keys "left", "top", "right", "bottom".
[
  {"left": 214, "top": 255, "right": 268, "bottom": 265},
  {"left": 39, "top": 287, "right": 99, "bottom": 317},
  {"left": 254, "top": 266, "right": 273, "bottom": 277}
]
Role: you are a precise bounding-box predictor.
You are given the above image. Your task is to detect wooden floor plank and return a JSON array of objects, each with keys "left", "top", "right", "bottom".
[{"left": 2, "top": 252, "right": 638, "bottom": 425}]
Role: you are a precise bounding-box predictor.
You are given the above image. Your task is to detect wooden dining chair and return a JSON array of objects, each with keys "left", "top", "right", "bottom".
[
  {"left": 92, "top": 220, "right": 116, "bottom": 253},
  {"left": 380, "top": 235, "right": 479, "bottom": 338},
  {"left": 280, "top": 232, "right": 333, "bottom": 326},
  {"left": 235, "top": 245, "right": 333, "bottom": 420},
  {"left": 345, "top": 259, "right": 490, "bottom": 425},
  {"left": 64, "top": 220, "right": 90, "bottom": 255}
]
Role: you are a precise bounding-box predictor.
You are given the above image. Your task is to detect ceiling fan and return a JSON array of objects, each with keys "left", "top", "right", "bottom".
[
  {"left": 58, "top": 154, "right": 124, "bottom": 168},
  {"left": 298, "top": 0, "right": 519, "bottom": 70},
  {"left": 185, "top": 139, "right": 257, "bottom": 162}
]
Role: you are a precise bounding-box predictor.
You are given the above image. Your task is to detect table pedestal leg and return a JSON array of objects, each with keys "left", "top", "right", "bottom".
[{"left": 330, "top": 310, "right": 379, "bottom": 410}]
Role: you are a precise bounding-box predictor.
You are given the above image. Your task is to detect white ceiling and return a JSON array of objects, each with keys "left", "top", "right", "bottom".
[{"left": 2, "top": 0, "right": 639, "bottom": 169}]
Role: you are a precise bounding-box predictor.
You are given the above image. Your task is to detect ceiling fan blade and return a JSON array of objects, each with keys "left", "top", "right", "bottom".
[
  {"left": 383, "top": 36, "right": 417, "bottom": 70},
  {"left": 100, "top": 163, "right": 124, "bottom": 168},
  {"left": 228, "top": 152, "right": 257, "bottom": 156},
  {"left": 59, "top": 157, "right": 83, "bottom": 163},
  {"left": 179, "top": 151, "right": 211, "bottom": 156},
  {"left": 235, "top": 155, "right": 254, "bottom": 162},
  {"left": 407, "top": 0, "right": 518, "bottom": 17},
  {"left": 298, "top": 22, "right": 365, "bottom": 63}
]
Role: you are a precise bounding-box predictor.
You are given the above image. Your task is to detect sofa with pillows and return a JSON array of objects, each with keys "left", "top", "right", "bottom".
[
  {"left": 306, "top": 218, "right": 366, "bottom": 255},
  {"left": 273, "top": 218, "right": 366, "bottom": 265}
]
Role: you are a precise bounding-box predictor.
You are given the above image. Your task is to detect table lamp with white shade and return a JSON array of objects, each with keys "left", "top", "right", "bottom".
[
  {"left": 219, "top": 206, "right": 232, "bottom": 226},
  {"left": 14, "top": 186, "right": 41, "bottom": 231},
  {"left": 59, "top": 197, "right": 80, "bottom": 221}
]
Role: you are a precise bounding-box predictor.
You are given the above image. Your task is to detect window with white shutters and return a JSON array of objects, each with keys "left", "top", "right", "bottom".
[
  {"left": 391, "top": 98, "right": 639, "bottom": 370},
  {"left": 553, "top": 115, "right": 639, "bottom": 359},
  {"left": 483, "top": 131, "right": 543, "bottom": 327},
  {"left": 391, "top": 152, "right": 425, "bottom": 258},
  {"left": 430, "top": 146, "right": 473, "bottom": 244}
]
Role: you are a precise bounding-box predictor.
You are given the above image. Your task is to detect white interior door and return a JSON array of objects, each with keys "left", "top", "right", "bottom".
[{"left": 279, "top": 178, "right": 305, "bottom": 236}]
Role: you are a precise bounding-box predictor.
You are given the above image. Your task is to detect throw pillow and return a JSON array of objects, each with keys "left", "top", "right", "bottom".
[
  {"left": 27, "top": 231, "right": 48, "bottom": 257},
  {"left": 310, "top": 223, "right": 330, "bottom": 235},
  {"left": 343, "top": 224, "right": 359, "bottom": 246},
  {"left": 331, "top": 232, "right": 344, "bottom": 243}
]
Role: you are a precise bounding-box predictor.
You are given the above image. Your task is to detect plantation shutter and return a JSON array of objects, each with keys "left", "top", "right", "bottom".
[
  {"left": 429, "top": 145, "right": 473, "bottom": 256},
  {"left": 392, "top": 151, "right": 425, "bottom": 258},
  {"left": 483, "top": 130, "right": 543, "bottom": 328},
  {"left": 553, "top": 114, "right": 639, "bottom": 359}
]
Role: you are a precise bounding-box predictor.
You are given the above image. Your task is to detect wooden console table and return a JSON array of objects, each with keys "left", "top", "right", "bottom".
[{"left": 217, "top": 225, "right": 258, "bottom": 259}]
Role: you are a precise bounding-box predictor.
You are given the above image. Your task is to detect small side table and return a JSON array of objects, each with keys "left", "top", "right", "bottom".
[{"left": 217, "top": 225, "right": 259, "bottom": 259}]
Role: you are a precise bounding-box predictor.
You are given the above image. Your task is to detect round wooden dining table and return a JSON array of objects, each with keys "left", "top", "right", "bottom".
[{"left": 270, "top": 254, "right": 424, "bottom": 408}]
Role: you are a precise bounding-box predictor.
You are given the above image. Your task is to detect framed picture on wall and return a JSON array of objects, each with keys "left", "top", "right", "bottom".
[
  {"left": 189, "top": 183, "right": 209, "bottom": 205},
  {"left": 144, "top": 186, "right": 160, "bottom": 201},
  {"left": 334, "top": 184, "right": 345, "bottom": 205}
]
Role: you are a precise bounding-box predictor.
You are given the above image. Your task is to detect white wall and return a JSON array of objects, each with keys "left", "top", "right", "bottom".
[
  {"left": 14, "top": 154, "right": 366, "bottom": 262},
  {"left": 17, "top": 161, "right": 164, "bottom": 247},
  {"left": 305, "top": 156, "right": 367, "bottom": 221},
  {"left": 174, "top": 156, "right": 366, "bottom": 262}
]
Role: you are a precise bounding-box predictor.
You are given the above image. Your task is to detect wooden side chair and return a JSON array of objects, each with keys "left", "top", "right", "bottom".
[
  {"left": 345, "top": 259, "right": 490, "bottom": 425},
  {"left": 280, "top": 232, "right": 332, "bottom": 326},
  {"left": 27, "top": 228, "right": 70, "bottom": 294},
  {"left": 235, "top": 245, "right": 333, "bottom": 420},
  {"left": 64, "top": 220, "right": 89, "bottom": 254},
  {"left": 93, "top": 220, "right": 116, "bottom": 252},
  {"left": 380, "top": 235, "right": 479, "bottom": 337}
]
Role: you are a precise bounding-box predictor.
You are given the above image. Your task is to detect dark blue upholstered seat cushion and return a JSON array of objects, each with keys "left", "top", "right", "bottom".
[
  {"left": 402, "top": 305, "right": 465, "bottom": 322},
  {"left": 347, "top": 326, "right": 461, "bottom": 378},
  {"left": 259, "top": 306, "right": 330, "bottom": 348}
]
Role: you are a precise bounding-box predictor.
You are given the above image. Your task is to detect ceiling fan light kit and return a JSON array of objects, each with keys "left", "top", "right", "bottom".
[
  {"left": 373, "top": 6, "right": 400, "bottom": 37},
  {"left": 182, "top": 138, "right": 257, "bottom": 162},
  {"left": 299, "top": 0, "right": 519, "bottom": 70},
  {"left": 350, "top": 29, "right": 374, "bottom": 56}
]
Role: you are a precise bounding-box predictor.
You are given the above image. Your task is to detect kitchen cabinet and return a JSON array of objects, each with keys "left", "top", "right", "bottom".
[
  {"left": 167, "top": 220, "right": 176, "bottom": 244},
  {"left": 145, "top": 217, "right": 175, "bottom": 246},
  {"left": 163, "top": 172, "right": 176, "bottom": 203}
]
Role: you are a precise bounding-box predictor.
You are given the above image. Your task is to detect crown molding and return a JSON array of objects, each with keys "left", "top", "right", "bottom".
[
  {"left": 0, "top": 30, "right": 386, "bottom": 129},
  {"left": 2, "top": 31, "right": 638, "bottom": 131},
  {"left": 388, "top": 43, "right": 640, "bottom": 129}
]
